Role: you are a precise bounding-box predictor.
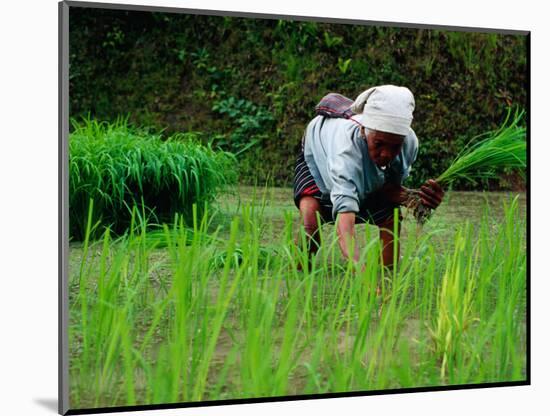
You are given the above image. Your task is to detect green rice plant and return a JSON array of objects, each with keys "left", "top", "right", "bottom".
[
  {"left": 436, "top": 109, "right": 526, "bottom": 186},
  {"left": 68, "top": 187, "right": 526, "bottom": 408},
  {"left": 418, "top": 195, "right": 526, "bottom": 385},
  {"left": 428, "top": 223, "right": 479, "bottom": 381},
  {"left": 405, "top": 108, "right": 526, "bottom": 223},
  {"left": 69, "top": 116, "right": 237, "bottom": 240}
]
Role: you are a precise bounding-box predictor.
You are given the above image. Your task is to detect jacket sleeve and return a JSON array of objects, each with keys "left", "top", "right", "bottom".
[{"left": 326, "top": 131, "right": 364, "bottom": 219}]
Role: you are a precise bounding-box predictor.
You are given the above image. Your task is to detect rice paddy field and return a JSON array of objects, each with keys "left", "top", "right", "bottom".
[{"left": 68, "top": 185, "right": 527, "bottom": 409}]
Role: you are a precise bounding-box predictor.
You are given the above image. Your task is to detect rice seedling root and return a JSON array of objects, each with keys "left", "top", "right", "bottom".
[{"left": 403, "top": 188, "right": 433, "bottom": 225}]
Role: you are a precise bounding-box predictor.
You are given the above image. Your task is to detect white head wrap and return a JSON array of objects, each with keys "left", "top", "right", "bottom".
[{"left": 351, "top": 85, "right": 415, "bottom": 136}]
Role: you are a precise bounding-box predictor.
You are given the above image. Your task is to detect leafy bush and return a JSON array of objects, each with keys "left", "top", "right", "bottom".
[
  {"left": 69, "top": 116, "right": 237, "bottom": 240},
  {"left": 211, "top": 96, "right": 274, "bottom": 155}
]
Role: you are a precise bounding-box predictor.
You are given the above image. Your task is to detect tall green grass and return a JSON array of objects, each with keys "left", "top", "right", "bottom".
[
  {"left": 69, "top": 116, "right": 237, "bottom": 240},
  {"left": 69, "top": 192, "right": 526, "bottom": 409}
]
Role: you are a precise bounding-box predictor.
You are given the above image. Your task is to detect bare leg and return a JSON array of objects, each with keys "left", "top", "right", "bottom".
[
  {"left": 378, "top": 214, "right": 401, "bottom": 268},
  {"left": 298, "top": 196, "right": 322, "bottom": 267}
]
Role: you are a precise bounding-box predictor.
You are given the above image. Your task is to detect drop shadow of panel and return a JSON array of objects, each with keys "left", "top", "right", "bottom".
[{"left": 34, "top": 398, "right": 58, "bottom": 413}]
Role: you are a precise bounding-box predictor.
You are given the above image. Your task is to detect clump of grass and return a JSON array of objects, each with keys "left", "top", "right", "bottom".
[
  {"left": 406, "top": 108, "right": 527, "bottom": 224},
  {"left": 69, "top": 116, "right": 237, "bottom": 240}
]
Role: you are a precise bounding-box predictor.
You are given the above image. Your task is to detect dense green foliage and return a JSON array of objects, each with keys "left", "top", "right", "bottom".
[
  {"left": 69, "top": 8, "right": 527, "bottom": 188},
  {"left": 69, "top": 117, "right": 237, "bottom": 240}
]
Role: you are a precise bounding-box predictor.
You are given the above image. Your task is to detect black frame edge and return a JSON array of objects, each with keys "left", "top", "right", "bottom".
[{"left": 65, "top": 381, "right": 529, "bottom": 415}]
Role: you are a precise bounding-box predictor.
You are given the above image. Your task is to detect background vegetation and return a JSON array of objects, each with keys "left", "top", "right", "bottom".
[{"left": 69, "top": 8, "right": 527, "bottom": 189}]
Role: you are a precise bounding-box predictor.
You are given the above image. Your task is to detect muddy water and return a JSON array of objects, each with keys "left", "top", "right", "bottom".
[{"left": 212, "top": 186, "right": 527, "bottom": 244}]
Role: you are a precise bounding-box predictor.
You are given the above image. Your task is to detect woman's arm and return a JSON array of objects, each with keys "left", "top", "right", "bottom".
[{"left": 336, "top": 212, "right": 360, "bottom": 263}]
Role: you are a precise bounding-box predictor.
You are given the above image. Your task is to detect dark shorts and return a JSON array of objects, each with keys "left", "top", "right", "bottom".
[{"left": 293, "top": 148, "right": 400, "bottom": 226}]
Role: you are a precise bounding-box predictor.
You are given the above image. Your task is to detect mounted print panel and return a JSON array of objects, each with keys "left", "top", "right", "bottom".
[{"left": 59, "top": 1, "right": 529, "bottom": 414}]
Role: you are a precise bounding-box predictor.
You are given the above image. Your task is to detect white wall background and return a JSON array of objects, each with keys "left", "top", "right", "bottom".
[{"left": 1, "top": 0, "right": 547, "bottom": 414}]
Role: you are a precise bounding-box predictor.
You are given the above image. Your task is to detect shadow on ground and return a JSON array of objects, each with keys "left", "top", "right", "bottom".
[{"left": 34, "top": 398, "right": 58, "bottom": 413}]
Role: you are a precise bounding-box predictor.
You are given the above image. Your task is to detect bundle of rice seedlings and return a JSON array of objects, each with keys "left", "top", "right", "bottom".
[
  {"left": 69, "top": 116, "right": 237, "bottom": 240},
  {"left": 405, "top": 108, "right": 527, "bottom": 224}
]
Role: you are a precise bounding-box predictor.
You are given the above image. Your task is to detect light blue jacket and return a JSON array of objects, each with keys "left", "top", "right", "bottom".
[{"left": 303, "top": 115, "right": 418, "bottom": 218}]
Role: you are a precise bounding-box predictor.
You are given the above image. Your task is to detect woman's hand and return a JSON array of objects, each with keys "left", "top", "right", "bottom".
[
  {"left": 419, "top": 179, "right": 444, "bottom": 209},
  {"left": 380, "top": 183, "right": 408, "bottom": 205}
]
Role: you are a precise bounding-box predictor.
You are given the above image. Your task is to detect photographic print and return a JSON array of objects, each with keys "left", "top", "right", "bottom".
[{"left": 60, "top": 1, "right": 528, "bottom": 413}]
